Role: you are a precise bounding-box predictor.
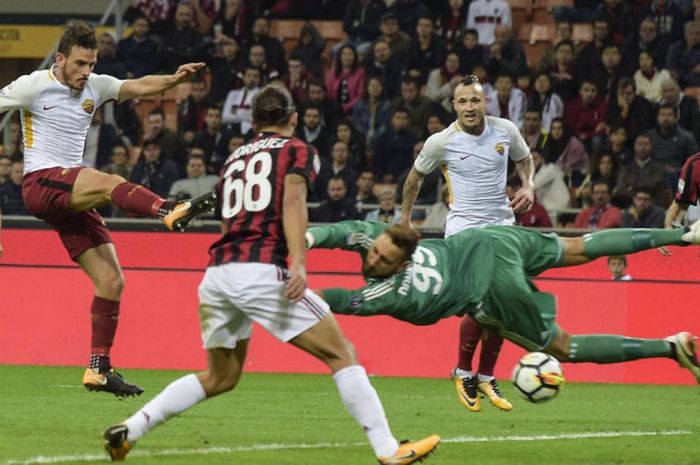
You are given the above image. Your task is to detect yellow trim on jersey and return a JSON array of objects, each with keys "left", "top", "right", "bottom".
[
  {"left": 441, "top": 165, "right": 453, "bottom": 204},
  {"left": 23, "top": 111, "right": 33, "bottom": 148},
  {"left": 47, "top": 68, "right": 56, "bottom": 81}
]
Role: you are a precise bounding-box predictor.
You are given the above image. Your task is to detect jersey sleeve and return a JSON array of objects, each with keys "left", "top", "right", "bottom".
[
  {"left": 323, "top": 278, "right": 402, "bottom": 318},
  {"left": 306, "top": 220, "right": 389, "bottom": 251},
  {"left": 676, "top": 154, "right": 700, "bottom": 205},
  {"left": 89, "top": 73, "right": 124, "bottom": 104},
  {"left": 287, "top": 141, "right": 321, "bottom": 187},
  {"left": 0, "top": 74, "right": 38, "bottom": 113},
  {"left": 505, "top": 119, "right": 530, "bottom": 162},
  {"left": 413, "top": 131, "right": 445, "bottom": 175}
]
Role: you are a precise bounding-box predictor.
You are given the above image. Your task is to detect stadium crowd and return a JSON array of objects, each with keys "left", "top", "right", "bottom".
[{"left": 1, "top": 0, "right": 699, "bottom": 228}]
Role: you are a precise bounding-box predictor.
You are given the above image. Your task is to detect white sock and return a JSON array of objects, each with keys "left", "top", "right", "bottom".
[
  {"left": 477, "top": 373, "right": 494, "bottom": 382},
  {"left": 454, "top": 368, "right": 473, "bottom": 378},
  {"left": 124, "top": 374, "right": 206, "bottom": 442},
  {"left": 333, "top": 365, "right": 399, "bottom": 458}
]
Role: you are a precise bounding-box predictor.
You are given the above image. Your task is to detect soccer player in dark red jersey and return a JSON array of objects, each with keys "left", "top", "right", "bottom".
[
  {"left": 666, "top": 152, "right": 700, "bottom": 229},
  {"left": 103, "top": 85, "right": 439, "bottom": 465}
]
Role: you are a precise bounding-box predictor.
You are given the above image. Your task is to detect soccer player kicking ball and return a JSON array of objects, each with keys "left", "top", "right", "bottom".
[
  {"left": 306, "top": 220, "right": 700, "bottom": 386},
  {"left": 103, "top": 86, "right": 439, "bottom": 464},
  {"left": 0, "top": 21, "right": 215, "bottom": 397}
]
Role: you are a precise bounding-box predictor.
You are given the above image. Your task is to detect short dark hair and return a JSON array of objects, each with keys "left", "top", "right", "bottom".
[
  {"left": 633, "top": 185, "right": 655, "bottom": 197},
  {"left": 206, "top": 104, "right": 222, "bottom": 113},
  {"left": 607, "top": 255, "right": 627, "bottom": 266},
  {"left": 253, "top": 85, "right": 295, "bottom": 127},
  {"left": 384, "top": 224, "right": 419, "bottom": 262},
  {"left": 617, "top": 77, "right": 635, "bottom": 92},
  {"left": 555, "top": 40, "right": 574, "bottom": 52},
  {"left": 58, "top": 20, "right": 97, "bottom": 56},
  {"left": 657, "top": 102, "right": 676, "bottom": 114},
  {"left": 465, "top": 28, "right": 479, "bottom": 38},
  {"left": 458, "top": 74, "right": 481, "bottom": 87},
  {"left": 392, "top": 106, "right": 410, "bottom": 117}
]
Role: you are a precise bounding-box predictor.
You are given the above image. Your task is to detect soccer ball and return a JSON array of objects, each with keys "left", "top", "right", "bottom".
[{"left": 512, "top": 352, "right": 565, "bottom": 403}]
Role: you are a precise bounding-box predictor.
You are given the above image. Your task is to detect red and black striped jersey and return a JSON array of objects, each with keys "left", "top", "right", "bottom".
[
  {"left": 676, "top": 152, "right": 700, "bottom": 206},
  {"left": 208, "top": 132, "right": 320, "bottom": 268}
]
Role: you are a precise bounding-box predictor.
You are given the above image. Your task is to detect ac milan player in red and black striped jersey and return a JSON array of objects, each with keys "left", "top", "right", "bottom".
[{"left": 666, "top": 152, "right": 700, "bottom": 228}]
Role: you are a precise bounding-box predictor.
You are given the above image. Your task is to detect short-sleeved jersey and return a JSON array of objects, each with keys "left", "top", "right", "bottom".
[
  {"left": 0, "top": 66, "right": 123, "bottom": 174},
  {"left": 676, "top": 152, "right": 700, "bottom": 206},
  {"left": 208, "top": 132, "right": 320, "bottom": 268},
  {"left": 307, "top": 221, "right": 495, "bottom": 325},
  {"left": 413, "top": 117, "right": 529, "bottom": 230}
]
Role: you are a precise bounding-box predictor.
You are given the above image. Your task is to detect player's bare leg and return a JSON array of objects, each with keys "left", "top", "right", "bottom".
[
  {"left": 290, "top": 313, "right": 440, "bottom": 465},
  {"left": 104, "top": 342, "right": 249, "bottom": 460},
  {"left": 77, "top": 244, "right": 143, "bottom": 397}
]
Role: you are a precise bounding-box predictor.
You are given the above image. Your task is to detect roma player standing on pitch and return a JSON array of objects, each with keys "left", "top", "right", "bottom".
[{"left": 0, "top": 21, "right": 215, "bottom": 397}]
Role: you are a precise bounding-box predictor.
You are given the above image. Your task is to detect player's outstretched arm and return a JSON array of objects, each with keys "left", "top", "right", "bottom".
[
  {"left": 306, "top": 220, "right": 388, "bottom": 251},
  {"left": 283, "top": 173, "right": 309, "bottom": 302},
  {"left": 118, "top": 62, "right": 206, "bottom": 100},
  {"left": 511, "top": 153, "right": 535, "bottom": 214},
  {"left": 400, "top": 167, "right": 425, "bottom": 225}
]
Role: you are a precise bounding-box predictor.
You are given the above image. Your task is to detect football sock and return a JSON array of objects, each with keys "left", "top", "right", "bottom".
[
  {"left": 457, "top": 315, "right": 483, "bottom": 372},
  {"left": 477, "top": 374, "right": 495, "bottom": 382},
  {"left": 91, "top": 296, "right": 119, "bottom": 362},
  {"left": 583, "top": 228, "right": 687, "bottom": 259},
  {"left": 568, "top": 335, "right": 672, "bottom": 363},
  {"left": 111, "top": 182, "right": 173, "bottom": 219},
  {"left": 88, "top": 354, "right": 111, "bottom": 373},
  {"left": 333, "top": 365, "right": 399, "bottom": 458},
  {"left": 477, "top": 330, "right": 504, "bottom": 377},
  {"left": 125, "top": 374, "right": 206, "bottom": 443}
]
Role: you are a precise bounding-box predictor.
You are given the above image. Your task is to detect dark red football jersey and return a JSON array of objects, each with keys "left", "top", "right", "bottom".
[
  {"left": 676, "top": 152, "right": 700, "bottom": 206},
  {"left": 208, "top": 132, "right": 319, "bottom": 268}
]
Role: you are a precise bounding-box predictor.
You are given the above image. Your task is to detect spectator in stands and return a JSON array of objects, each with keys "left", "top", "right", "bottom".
[
  {"left": 392, "top": 0, "right": 431, "bottom": 40},
  {"left": 659, "top": 77, "right": 700, "bottom": 137},
  {"left": 454, "top": 29, "right": 486, "bottom": 76},
  {"left": 374, "top": 107, "right": 416, "bottom": 183},
  {"left": 216, "top": 0, "right": 250, "bottom": 41},
  {"left": 315, "top": 141, "right": 358, "bottom": 200},
  {"left": 296, "top": 103, "right": 332, "bottom": 159},
  {"left": 486, "top": 73, "right": 527, "bottom": 129},
  {"left": 179, "top": 79, "right": 212, "bottom": 139},
  {"left": 309, "top": 177, "right": 362, "bottom": 222},
  {"left": 392, "top": 77, "right": 433, "bottom": 137},
  {"left": 242, "top": 16, "right": 286, "bottom": 75},
  {"left": 690, "top": 0, "right": 700, "bottom": 22},
  {"left": 666, "top": 21, "right": 700, "bottom": 87},
  {"left": 407, "top": 16, "right": 446, "bottom": 86},
  {"left": 576, "top": 151, "right": 620, "bottom": 208},
  {"left": 422, "top": 185, "right": 449, "bottom": 230},
  {"left": 94, "top": 32, "right": 128, "bottom": 79},
  {"left": 423, "top": 113, "right": 446, "bottom": 139},
  {"left": 647, "top": 104, "right": 699, "bottom": 175},
  {"left": 100, "top": 144, "right": 131, "bottom": 181},
  {"left": 546, "top": 40, "right": 577, "bottom": 102},
  {"left": 143, "top": 107, "right": 185, "bottom": 167},
  {"left": 208, "top": 34, "right": 244, "bottom": 103},
  {"left": 539, "top": 19, "right": 575, "bottom": 74},
  {"left": 222, "top": 66, "right": 261, "bottom": 136},
  {"left": 565, "top": 79, "right": 608, "bottom": 154},
  {"left": 521, "top": 109, "right": 546, "bottom": 151},
  {"left": 130, "top": 139, "right": 179, "bottom": 199},
  {"left": 189, "top": 0, "right": 219, "bottom": 35},
  {"left": 168, "top": 149, "right": 218, "bottom": 201},
  {"left": 341, "top": 0, "right": 387, "bottom": 58},
  {"left": 485, "top": 25, "right": 527, "bottom": 81},
  {"left": 0, "top": 160, "right": 28, "bottom": 215},
  {"left": 466, "top": 0, "right": 511, "bottom": 46},
  {"left": 378, "top": 11, "right": 412, "bottom": 67},
  {"left": 227, "top": 132, "right": 246, "bottom": 153},
  {"left": 539, "top": 117, "right": 588, "bottom": 184},
  {"left": 306, "top": 80, "right": 341, "bottom": 130},
  {"left": 574, "top": 180, "right": 622, "bottom": 229},
  {"left": 2, "top": 121, "right": 22, "bottom": 160},
  {"left": 614, "top": 134, "right": 666, "bottom": 204},
  {"left": 193, "top": 105, "right": 230, "bottom": 173},
  {"left": 529, "top": 73, "right": 564, "bottom": 133},
  {"left": 506, "top": 180, "right": 552, "bottom": 228},
  {"left": 117, "top": 15, "right": 160, "bottom": 78},
  {"left": 532, "top": 150, "right": 570, "bottom": 213},
  {"left": 335, "top": 119, "right": 367, "bottom": 169},
  {"left": 353, "top": 76, "right": 392, "bottom": 149},
  {"left": 425, "top": 51, "right": 463, "bottom": 115},
  {"left": 646, "top": 0, "right": 686, "bottom": 44},
  {"left": 282, "top": 55, "right": 311, "bottom": 106},
  {"left": 355, "top": 168, "right": 378, "bottom": 210},
  {"left": 83, "top": 107, "right": 121, "bottom": 170},
  {"left": 575, "top": 19, "right": 610, "bottom": 79},
  {"left": 606, "top": 125, "right": 633, "bottom": 164},
  {"left": 395, "top": 140, "right": 441, "bottom": 205},
  {"left": 634, "top": 50, "right": 672, "bottom": 104},
  {"left": 125, "top": 0, "right": 172, "bottom": 35},
  {"left": 159, "top": 2, "right": 207, "bottom": 73},
  {"left": 593, "top": 43, "right": 624, "bottom": 108},
  {"left": 593, "top": 0, "right": 635, "bottom": 46},
  {"left": 621, "top": 186, "right": 666, "bottom": 228},
  {"left": 326, "top": 44, "right": 366, "bottom": 115},
  {"left": 364, "top": 38, "right": 405, "bottom": 100},
  {"left": 438, "top": 0, "right": 469, "bottom": 50},
  {"left": 607, "top": 78, "right": 657, "bottom": 152},
  {"left": 608, "top": 255, "right": 632, "bottom": 280},
  {"left": 622, "top": 17, "right": 671, "bottom": 76},
  {"left": 365, "top": 186, "right": 401, "bottom": 224},
  {"left": 246, "top": 43, "right": 280, "bottom": 85},
  {"left": 0, "top": 155, "right": 12, "bottom": 185},
  {"left": 553, "top": 0, "right": 597, "bottom": 24},
  {"left": 289, "top": 22, "right": 325, "bottom": 79}
]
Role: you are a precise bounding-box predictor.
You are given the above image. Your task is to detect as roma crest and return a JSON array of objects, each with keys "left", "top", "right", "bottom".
[
  {"left": 81, "top": 99, "right": 95, "bottom": 114},
  {"left": 494, "top": 142, "right": 505, "bottom": 156}
]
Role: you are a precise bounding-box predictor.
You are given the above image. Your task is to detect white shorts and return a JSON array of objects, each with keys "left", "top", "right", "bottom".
[
  {"left": 444, "top": 213, "right": 514, "bottom": 237},
  {"left": 198, "top": 262, "right": 330, "bottom": 349}
]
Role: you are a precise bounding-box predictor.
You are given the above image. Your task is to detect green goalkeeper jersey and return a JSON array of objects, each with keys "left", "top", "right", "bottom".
[{"left": 307, "top": 221, "right": 495, "bottom": 325}]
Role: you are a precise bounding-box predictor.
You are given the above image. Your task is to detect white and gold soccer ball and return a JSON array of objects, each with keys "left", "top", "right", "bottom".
[{"left": 512, "top": 352, "right": 565, "bottom": 403}]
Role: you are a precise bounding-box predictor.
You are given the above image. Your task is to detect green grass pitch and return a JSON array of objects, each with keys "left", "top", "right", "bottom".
[{"left": 1, "top": 365, "right": 699, "bottom": 465}]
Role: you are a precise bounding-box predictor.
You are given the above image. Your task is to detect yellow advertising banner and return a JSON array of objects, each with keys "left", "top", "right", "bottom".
[{"left": 0, "top": 25, "right": 116, "bottom": 58}]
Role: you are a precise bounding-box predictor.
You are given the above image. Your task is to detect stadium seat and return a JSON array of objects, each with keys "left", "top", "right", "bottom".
[{"left": 572, "top": 23, "right": 593, "bottom": 43}]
